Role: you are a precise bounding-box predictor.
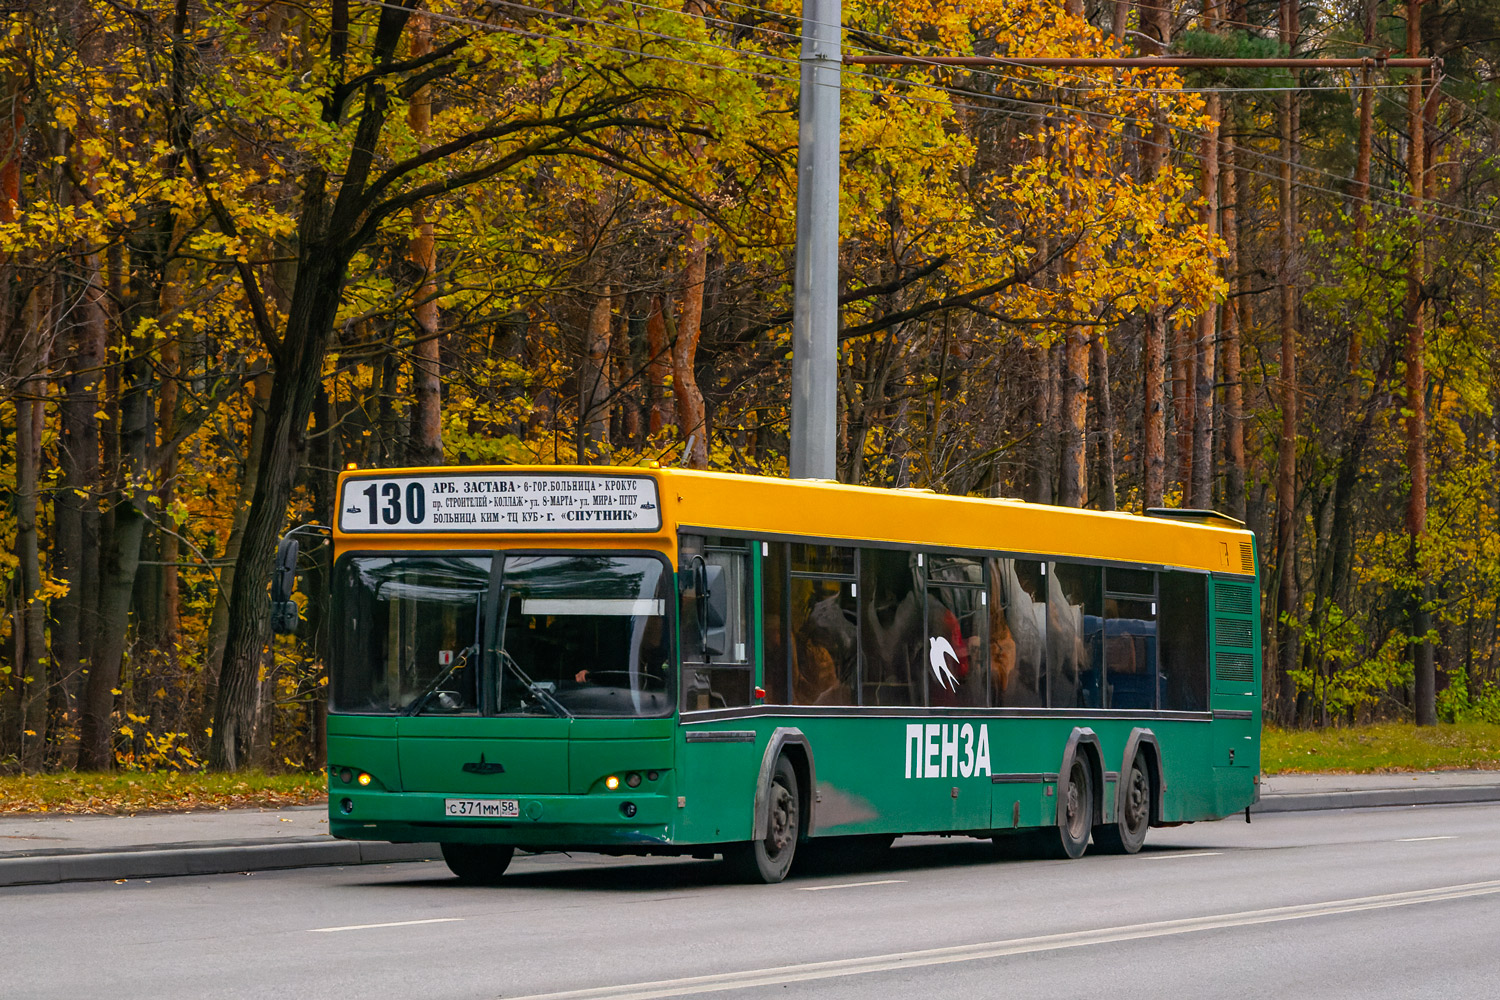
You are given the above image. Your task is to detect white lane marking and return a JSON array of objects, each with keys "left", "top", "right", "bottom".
[
  {"left": 500, "top": 879, "right": 1500, "bottom": 1000},
  {"left": 1397, "top": 836, "right": 1457, "bottom": 843},
  {"left": 1142, "top": 851, "right": 1223, "bottom": 860},
  {"left": 796, "top": 879, "right": 907, "bottom": 892},
  {"left": 308, "top": 917, "right": 463, "bottom": 934}
]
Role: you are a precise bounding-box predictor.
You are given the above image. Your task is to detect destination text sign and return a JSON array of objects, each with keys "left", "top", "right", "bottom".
[{"left": 338, "top": 473, "right": 662, "bottom": 533}]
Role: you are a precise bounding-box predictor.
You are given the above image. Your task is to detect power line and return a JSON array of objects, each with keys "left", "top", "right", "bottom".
[
  {"left": 341, "top": 0, "right": 1500, "bottom": 235},
  {"left": 597, "top": 0, "right": 1416, "bottom": 95}
]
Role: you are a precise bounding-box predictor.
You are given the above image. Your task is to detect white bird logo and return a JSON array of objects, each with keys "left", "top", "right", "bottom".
[{"left": 928, "top": 636, "right": 960, "bottom": 692}]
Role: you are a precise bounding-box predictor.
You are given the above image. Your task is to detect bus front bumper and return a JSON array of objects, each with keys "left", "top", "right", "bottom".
[{"left": 327, "top": 789, "right": 676, "bottom": 848}]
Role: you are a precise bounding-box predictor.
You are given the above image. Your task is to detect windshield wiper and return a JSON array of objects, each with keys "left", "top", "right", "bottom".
[
  {"left": 499, "top": 648, "right": 573, "bottom": 719},
  {"left": 404, "top": 644, "right": 476, "bottom": 717}
]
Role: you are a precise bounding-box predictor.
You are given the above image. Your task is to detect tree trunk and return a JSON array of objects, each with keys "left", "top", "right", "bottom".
[
  {"left": 1091, "top": 331, "right": 1117, "bottom": 511},
  {"left": 645, "top": 297, "right": 671, "bottom": 437},
  {"left": 77, "top": 326, "right": 152, "bottom": 771},
  {"left": 201, "top": 371, "right": 272, "bottom": 735},
  {"left": 579, "top": 280, "right": 613, "bottom": 459},
  {"left": 406, "top": 12, "right": 442, "bottom": 468},
  {"left": 1059, "top": 323, "right": 1089, "bottom": 508},
  {"left": 1220, "top": 129, "right": 1246, "bottom": 521},
  {"left": 1191, "top": 88, "right": 1220, "bottom": 510},
  {"left": 1273, "top": 0, "right": 1301, "bottom": 726},
  {"left": 211, "top": 194, "right": 351, "bottom": 770},
  {"left": 14, "top": 286, "right": 52, "bottom": 771},
  {"left": 1139, "top": 0, "right": 1170, "bottom": 509},
  {"left": 1407, "top": 0, "right": 1434, "bottom": 726},
  {"left": 155, "top": 214, "right": 192, "bottom": 664},
  {"left": 670, "top": 238, "right": 709, "bottom": 469}
]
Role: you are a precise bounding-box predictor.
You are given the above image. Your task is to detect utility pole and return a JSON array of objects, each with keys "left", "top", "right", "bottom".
[{"left": 789, "top": 0, "right": 841, "bottom": 480}]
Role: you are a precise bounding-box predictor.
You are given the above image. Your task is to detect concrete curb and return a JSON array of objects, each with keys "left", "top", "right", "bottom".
[
  {"left": 0, "top": 839, "right": 439, "bottom": 888},
  {"left": 1250, "top": 785, "right": 1500, "bottom": 814}
]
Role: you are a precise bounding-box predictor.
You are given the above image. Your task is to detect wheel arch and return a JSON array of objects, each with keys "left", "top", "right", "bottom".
[
  {"left": 1120, "top": 728, "right": 1165, "bottom": 827},
  {"left": 753, "top": 727, "right": 816, "bottom": 840},
  {"left": 1057, "top": 727, "right": 1104, "bottom": 827}
]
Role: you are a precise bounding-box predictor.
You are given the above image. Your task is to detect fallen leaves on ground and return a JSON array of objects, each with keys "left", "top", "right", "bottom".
[{"left": 0, "top": 771, "right": 327, "bottom": 815}]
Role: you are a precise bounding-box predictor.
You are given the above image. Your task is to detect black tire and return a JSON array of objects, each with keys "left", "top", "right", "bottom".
[
  {"left": 1094, "top": 751, "right": 1151, "bottom": 855},
  {"left": 440, "top": 843, "right": 515, "bottom": 885},
  {"left": 724, "top": 755, "right": 800, "bottom": 883},
  {"left": 1042, "top": 756, "right": 1093, "bottom": 860}
]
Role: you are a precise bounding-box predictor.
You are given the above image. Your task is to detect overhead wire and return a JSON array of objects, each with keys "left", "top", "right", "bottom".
[{"left": 620, "top": 0, "right": 1415, "bottom": 95}]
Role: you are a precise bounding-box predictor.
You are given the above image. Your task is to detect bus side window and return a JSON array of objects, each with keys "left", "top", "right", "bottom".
[
  {"left": 789, "top": 545, "right": 857, "bottom": 706},
  {"left": 1104, "top": 567, "right": 1158, "bottom": 710},
  {"left": 762, "top": 542, "right": 789, "bottom": 704},
  {"left": 1049, "top": 563, "right": 1103, "bottom": 709},
  {"left": 681, "top": 537, "right": 753, "bottom": 712},
  {"left": 990, "top": 559, "right": 1047, "bottom": 707},
  {"left": 926, "top": 579, "right": 987, "bottom": 708},
  {"left": 859, "top": 549, "right": 922, "bottom": 707},
  {"left": 1160, "top": 572, "right": 1208, "bottom": 711}
]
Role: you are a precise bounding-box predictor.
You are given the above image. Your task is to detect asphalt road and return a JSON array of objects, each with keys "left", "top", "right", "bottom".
[{"left": 6, "top": 804, "right": 1499, "bottom": 1000}]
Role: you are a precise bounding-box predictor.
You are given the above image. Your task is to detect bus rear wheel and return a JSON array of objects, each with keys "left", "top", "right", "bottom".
[
  {"left": 724, "top": 755, "right": 800, "bottom": 883},
  {"left": 1043, "top": 757, "right": 1093, "bottom": 860},
  {"left": 1094, "top": 751, "right": 1151, "bottom": 855},
  {"left": 440, "top": 843, "right": 515, "bottom": 885}
]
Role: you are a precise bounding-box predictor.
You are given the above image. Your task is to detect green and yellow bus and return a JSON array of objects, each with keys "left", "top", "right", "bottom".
[{"left": 319, "top": 465, "right": 1260, "bottom": 883}]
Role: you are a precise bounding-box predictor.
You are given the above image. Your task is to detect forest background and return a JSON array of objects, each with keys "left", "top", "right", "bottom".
[{"left": 2, "top": 0, "right": 1498, "bottom": 775}]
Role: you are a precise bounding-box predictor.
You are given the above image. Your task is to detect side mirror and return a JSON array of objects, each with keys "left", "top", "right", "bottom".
[
  {"left": 271, "top": 536, "right": 300, "bottom": 635},
  {"left": 699, "top": 562, "right": 727, "bottom": 658}
]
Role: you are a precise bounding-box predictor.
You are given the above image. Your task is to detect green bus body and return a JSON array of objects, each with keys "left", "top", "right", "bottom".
[{"left": 325, "top": 468, "right": 1261, "bottom": 866}]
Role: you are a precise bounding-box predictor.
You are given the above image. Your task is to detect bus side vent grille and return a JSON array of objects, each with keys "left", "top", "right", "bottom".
[
  {"left": 1216, "top": 583, "right": 1253, "bottom": 617},
  {"left": 1215, "top": 618, "right": 1254, "bottom": 648},
  {"left": 1217, "top": 652, "right": 1254, "bottom": 682},
  {"left": 1240, "top": 542, "right": 1255, "bottom": 574}
]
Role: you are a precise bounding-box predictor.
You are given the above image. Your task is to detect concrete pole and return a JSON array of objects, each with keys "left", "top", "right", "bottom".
[{"left": 789, "top": 0, "right": 841, "bottom": 480}]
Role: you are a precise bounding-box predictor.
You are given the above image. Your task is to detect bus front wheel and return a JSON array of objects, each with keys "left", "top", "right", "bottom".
[
  {"left": 724, "top": 755, "right": 800, "bottom": 883},
  {"left": 1044, "top": 757, "right": 1093, "bottom": 860},
  {"left": 1094, "top": 750, "right": 1151, "bottom": 855},
  {"left": 440, "top": 843, "right": 515, "bottom": 885}
]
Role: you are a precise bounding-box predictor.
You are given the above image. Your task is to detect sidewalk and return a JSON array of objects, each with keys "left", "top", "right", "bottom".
[
  {"left": 4, "top": 771, "right": 1500, "bottom": 888},
  {"left": 1253, "top": 770, "right": 1500, "bottom": 813},
  {"left": 0, "top": 804, "right": 435, "bottom": 887}
]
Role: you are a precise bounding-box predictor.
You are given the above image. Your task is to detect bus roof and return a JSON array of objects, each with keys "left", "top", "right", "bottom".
[{"left": 333, "top": 465, "right": 1257, "bottom": 577}]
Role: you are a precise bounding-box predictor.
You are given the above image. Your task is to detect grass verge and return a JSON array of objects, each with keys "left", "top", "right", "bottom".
[
  {"left": 1263, "top": 721, "right": 1500, "bottom": 773},
  {"left": 0, "top": 770, "right": 327, "bottom": 814}
]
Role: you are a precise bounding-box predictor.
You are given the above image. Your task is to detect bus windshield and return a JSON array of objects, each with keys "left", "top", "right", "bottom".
[
  {"left": 331, "top": 552, "right": 672, "bottom": 718},
  {"left": 496, "top": 555, "right": 672, "bottom": 718},
  {"left": 333, "top": 555, "right": 492, "bottom": 715}
]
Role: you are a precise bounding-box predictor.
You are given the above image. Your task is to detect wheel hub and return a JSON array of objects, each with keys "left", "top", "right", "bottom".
[
  {"left": 1126, "top": 769, "right": 1149, "bottom": 831},
  {"left": 767, "top": 784, "right": 795, "bottom": 855}
]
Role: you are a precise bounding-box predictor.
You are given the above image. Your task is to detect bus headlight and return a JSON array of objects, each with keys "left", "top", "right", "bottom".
[{"left": 605, "top": 776, "right": 620, "bottom": 790}]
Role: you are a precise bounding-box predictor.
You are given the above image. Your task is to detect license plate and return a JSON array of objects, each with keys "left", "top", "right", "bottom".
[{"left": 445, "top": 798, "right": 519, "bottom": 818}]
